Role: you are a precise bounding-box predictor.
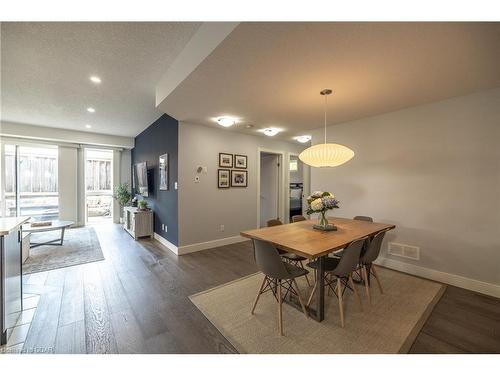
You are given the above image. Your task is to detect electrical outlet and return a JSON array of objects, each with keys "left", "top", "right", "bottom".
[
  {"left": 174, "top": 182, "right": 178, "bottom": 190},
  {"left": 164, "top": 225, "right": 168, "bottom": 232},
  {"left": 220, "top": 224, "right": 225, "bottom": 232},
  {"left": 161, "top": 224, "right": 165, "bottom": 231}
]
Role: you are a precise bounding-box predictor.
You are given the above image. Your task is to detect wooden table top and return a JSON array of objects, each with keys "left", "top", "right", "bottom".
[{"left": 240, "top": 217, "right": 396, "bottom": 259}]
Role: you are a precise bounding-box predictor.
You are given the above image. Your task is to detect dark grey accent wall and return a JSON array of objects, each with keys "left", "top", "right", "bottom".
[{"left": 132, "top": 114, "right": 178, "bottom": 246}]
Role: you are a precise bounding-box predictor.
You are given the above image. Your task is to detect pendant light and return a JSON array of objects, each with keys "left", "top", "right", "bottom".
[{"left": 299, "top": 89, "right": 355, "bottom": 168}]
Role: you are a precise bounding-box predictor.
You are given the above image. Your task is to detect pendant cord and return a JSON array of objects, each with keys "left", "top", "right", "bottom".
[{"left": 324, "top": 93, "right": 327, "bottom": 144}]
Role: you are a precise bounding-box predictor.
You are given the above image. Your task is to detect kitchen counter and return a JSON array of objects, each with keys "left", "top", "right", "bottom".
[
  {"left": 0, "top": 217, "right": 31, "bottom": 236},
  {"left": 1, "top": 216, "right": 30, "bottom": 345}
]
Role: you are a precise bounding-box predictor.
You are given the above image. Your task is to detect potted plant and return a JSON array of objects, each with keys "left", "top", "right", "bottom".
[
  {"left": 113, "top": 182, "right": 131, "bottom": 222},
  {"left": 138, "top": 199, "right": 149, "bottom": 211},
  {"left": 306, "top": 191, "right": 339, "bottom": 231}
]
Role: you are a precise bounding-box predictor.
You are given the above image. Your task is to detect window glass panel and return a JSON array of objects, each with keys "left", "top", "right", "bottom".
[
  {"left": 18, "top": 146, "right": 59, "bottom": 220},
  {"left": 4, "top": 144, "right": 16, "bottom": 217}
]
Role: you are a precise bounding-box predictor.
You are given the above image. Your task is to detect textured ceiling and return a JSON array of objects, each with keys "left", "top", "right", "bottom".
[
  {"left": 1, "top": 22, "right": 201, "bottom": 137},
  {"left": 158, "top": 22, "right": 500, "bottom": 141}
]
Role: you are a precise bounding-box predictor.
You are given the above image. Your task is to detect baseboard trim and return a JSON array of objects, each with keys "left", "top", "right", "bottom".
[
  {"left": 178, "top": 235, "right": 248, "bottom": 255},
  {"left": 375, "top": 257, "right": 500, "bottom": 298},
  {"left": 153, "top": 233, "right": 179, "bottom": 255}
]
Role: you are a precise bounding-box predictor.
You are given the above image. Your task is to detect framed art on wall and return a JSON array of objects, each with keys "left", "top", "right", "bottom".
[
  {"left": 234, "top": 154, "right": 247, "bottom": 169},
  {"left": 159, "top": 153, "right": 168, "bottom": 190},
  {"left": 218, "top": 169, "right": 230, "bottom": 188},
  {"left": 219, "top": 152, "right": 233, "bottom": 168},
  {"left": 231, "top": 170, "right": 248, "bottom": 187}
]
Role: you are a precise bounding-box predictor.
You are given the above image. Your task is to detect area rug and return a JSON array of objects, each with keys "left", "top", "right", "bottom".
[
  {"left": 22, "top": 227, "right": 104, "bottom": 274},
  {"left": 190, "top": 267, "right": 445, "bottom": 353}
]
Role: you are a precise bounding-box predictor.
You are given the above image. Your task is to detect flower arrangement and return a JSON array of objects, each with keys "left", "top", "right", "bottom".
[{"left": 306, "top": 191, "right": 339, "bottom": 229}]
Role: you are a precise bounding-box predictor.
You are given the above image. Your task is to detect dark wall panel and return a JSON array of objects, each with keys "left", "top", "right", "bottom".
[{"left": 132, "top": 114, "right": 178, "bottom": 245}]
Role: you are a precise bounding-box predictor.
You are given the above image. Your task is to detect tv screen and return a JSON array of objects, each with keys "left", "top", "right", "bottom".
[{"left": 134, "top": 162, "right": 149, "bottom": 197}]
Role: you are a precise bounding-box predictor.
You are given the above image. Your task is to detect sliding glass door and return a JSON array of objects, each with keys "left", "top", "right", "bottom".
[
  {"left": 1, "top": 143, "right": 59, "bottom": 220},
  {"left": 85, "top": 148, "right": 113, "bottom": 224}
]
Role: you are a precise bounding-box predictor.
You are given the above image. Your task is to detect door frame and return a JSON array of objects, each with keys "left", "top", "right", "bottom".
[{"left": 256, "top": 147, "right": 286, "bottom": 228}]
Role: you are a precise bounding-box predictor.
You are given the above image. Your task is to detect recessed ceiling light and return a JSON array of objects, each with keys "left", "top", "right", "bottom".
[
  {"left": 259, "top": 127, "right": 282, "bottom": 137},
  {"left": 293, "top": 135, "right": 312, "bottom": 143},
  {"left": 85, "top": 124, "right": 92, "bottom": 129},
  {"left": 216, "top": 117, "right": 237, "bottom": 127},
  {"left": 87, "top": 107, "right": 95, "bottom": 113},
  {"left": 89, "top": 76, "right": 101, "bottom": 84}
]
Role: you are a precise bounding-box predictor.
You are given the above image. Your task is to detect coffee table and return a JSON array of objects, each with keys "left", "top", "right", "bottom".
[{"left": 22, "top": 220, "right": 74, "bottom": 248}]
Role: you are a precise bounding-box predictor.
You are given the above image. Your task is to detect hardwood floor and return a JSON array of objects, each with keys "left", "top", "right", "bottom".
[{"left": 11, "top": 224, "right": 500, "bottom": 354}]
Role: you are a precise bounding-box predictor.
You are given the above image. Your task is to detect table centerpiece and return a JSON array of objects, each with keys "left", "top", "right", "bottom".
[{"left": 306, "top": 191, "right": 339, "bottom": 231}]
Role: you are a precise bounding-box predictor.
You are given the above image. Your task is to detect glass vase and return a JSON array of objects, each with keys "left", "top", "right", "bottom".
[{"left": 319, "top": 211, "right": 329, "bottom": 227}]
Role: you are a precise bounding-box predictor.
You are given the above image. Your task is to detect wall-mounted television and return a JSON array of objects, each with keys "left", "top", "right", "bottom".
[{"left": 134, "top": 162, "right": 149, "bottom": 197}]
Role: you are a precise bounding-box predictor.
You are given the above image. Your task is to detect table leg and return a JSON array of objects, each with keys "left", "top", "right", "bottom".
[
  {"left": 60, "top": 227, "right": 66, "bottom": 245},
  {"left": 315, "top": 255, "right": 326, "bottom": 321}
]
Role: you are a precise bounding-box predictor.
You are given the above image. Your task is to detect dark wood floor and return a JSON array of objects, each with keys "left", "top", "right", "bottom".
[{"left": 11, "top": 224, "right": 500, "bottom": 353}]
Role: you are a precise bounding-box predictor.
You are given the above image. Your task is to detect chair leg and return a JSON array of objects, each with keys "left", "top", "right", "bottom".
[
  {"left": 361, "top": 265, "right": 372, "bottom": 305},
  {"left": 299, "top": 261, "right": 311, "bottom": 286},
  {"left": 336, "top": 277, "right": 345, "bottom": 328},
  {"left": 306, "top": 280, "right": 318, "bottom": 307},
  {"left": 292, "top": 279, "right": 309, "bottom": 319},
  {"left": 348, "top": 273, "right": 363, "bottom": 311},
  {"left": 251, "top": 275, "right": 268, "bottom": 314},
  {"left": 371, "top": 264, "right": 384, "bottom": 294},
  {"left": 278, "top": 280, "right": 283, "bottom": 336}
]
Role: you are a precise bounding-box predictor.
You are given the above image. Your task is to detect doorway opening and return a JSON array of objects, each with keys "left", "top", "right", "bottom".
[
  {"left": 85, "top": 148, "right": 113, "bottom": 224},
  {"left": 289, "top": 154, "right": 305, "bottom": 221},
  {"left": 258, "top": 150, "right": 284, "bottom": 228}
]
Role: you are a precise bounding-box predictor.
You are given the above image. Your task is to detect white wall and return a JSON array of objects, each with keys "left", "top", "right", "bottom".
[
  {"left": 310, "top": 88, "right": 500, "bottom": 295},
  {"left": 178, "top": 122, "right": 305, "bottom": 250}
]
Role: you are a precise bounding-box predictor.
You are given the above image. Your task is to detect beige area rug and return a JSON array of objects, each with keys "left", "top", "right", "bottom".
[
  {"left": 23, "top": 227, "right": 104, "bottom": 275},
  {"left": 190, "top": 267, "right": 445, "bottom": 353}
]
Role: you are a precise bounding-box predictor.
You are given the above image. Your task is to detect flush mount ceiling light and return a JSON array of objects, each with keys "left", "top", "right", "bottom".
[
  {"left": 293, "top": 135, "right": 312, "bottom": 143},
  {"left": 299, "top": 89, "right": 354, "bottom": 168},
  {"left": 259, "top": 127, "right": 282, "bottom": 137},
  {"left": 89, "top": 75, "right": 101, "bottom": 84},
  {"left": 87, "top": 107, "right": 96, "bottom": 113},
  {"left": 85, "top": 124, "right": 92, "bottom": 129},
  {"left": 216, "top": 116, "right": 237, "bottom": 127}
]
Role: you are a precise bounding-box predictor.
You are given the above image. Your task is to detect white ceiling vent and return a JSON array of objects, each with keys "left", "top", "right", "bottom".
[{"left": 388, "top": 242, "right": 420, "bottom": 260}]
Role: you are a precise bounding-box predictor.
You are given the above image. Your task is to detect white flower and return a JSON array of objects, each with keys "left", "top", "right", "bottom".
[{"left": 310, "top": 198, "right": 324, "bottom": 211}]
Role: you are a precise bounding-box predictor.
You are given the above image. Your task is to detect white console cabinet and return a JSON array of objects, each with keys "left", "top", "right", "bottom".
[{"left": 123, "top": 206, "right": 154, "bottom": 240}]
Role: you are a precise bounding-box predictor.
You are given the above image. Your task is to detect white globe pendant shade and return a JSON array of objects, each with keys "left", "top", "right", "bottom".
[{"left": 299, "top": 143, "right": 354, "bottom": 168}]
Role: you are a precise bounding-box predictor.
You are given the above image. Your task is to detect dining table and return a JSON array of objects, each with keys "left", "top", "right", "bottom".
[{"left": 240, "top": 217, "right": 396, "bottom": 322}]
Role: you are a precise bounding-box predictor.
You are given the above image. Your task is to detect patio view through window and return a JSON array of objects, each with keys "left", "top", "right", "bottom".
[
  {"left": 85, "top": 148, "right": 113, "bottom": 223},
  {"left": 3, "top": 144, "right": 59, "bottom": 220}
]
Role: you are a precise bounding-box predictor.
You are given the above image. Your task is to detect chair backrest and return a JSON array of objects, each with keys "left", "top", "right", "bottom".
[
  {"left": 267, "top": 219, "right": 283, "bottom": 227},
  {"left": 332, "top": 238, "right": 365, "bottom": 276},
  {"left": 353, "top": 215, "right": 373, "bottom": 222},
  {"left": 291, "top": 215, "right": 306, "bottom": 223},
  {"left": 252, "top": 239, "right": 290, "bottom": 280},
  {"left": 360, "top": 231, "right": 386, "bottom": 264}
]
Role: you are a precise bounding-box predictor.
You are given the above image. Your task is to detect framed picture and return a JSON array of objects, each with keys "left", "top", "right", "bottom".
[
  {"left": 234, "top": 154, "right": 247, "bottom": 169},
  {"left": 159, "top": 153, "right": 168, "bottom": 190},
  {"left": 231, "top": 170, "right": 248, "bottom": 187},
  {"left": 218, "top": 169, "right": 230, "bottom": 189},
  {"left": 219, "top": 152, "right": 233, "bottom": 168}
]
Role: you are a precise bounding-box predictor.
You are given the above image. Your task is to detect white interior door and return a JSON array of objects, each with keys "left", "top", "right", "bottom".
[{"left": 260, "top": 153, "right": 280, "bottom": 227}]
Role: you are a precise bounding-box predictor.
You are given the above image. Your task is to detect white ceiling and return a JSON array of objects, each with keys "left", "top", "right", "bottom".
[
  {"left": 158, "top": 22, "right": 500, "bottom": 141},
  {"left": 1, "top": 22, "right": 201, "bottom": 137}
]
